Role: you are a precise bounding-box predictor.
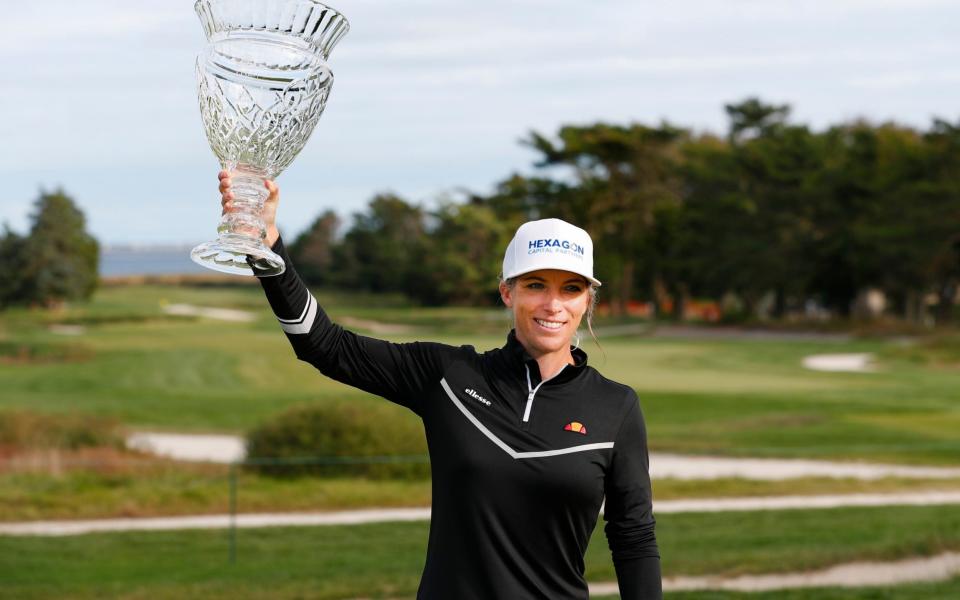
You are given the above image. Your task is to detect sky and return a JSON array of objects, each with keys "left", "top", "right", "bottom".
[{"left": 2, "top": 0, "right": 958, "bottom": 246}]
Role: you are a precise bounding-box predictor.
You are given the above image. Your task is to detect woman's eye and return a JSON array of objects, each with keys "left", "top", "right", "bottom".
[
  {"left": 526, "top": 282, "right": 544, "bottom": 289},
  {"left": 565, "top": 285, "right": 583, "bottom": 293}
]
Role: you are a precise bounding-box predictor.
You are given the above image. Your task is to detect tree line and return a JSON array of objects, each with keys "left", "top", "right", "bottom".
[
  {"left": 289, "top": 98, "right": 960, "bottom": 323},
  {"left": 2, "top": 99, "right": 956, "bottom": 323}
]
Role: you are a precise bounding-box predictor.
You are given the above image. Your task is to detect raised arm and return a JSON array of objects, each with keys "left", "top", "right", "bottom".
[
  {"left": 603, "top": 392, "right": 662, "bottom": 599},
  {"left": 219, "top": 172, "right": 465, "bottom": 415}
]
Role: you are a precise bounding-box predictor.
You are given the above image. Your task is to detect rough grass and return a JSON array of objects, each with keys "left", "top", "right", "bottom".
[
  {"left": 0, "top": 411, "right": 122, "bottom": 452},
  {"left": 0, "top": 340, "right": 94, "bottom": 364},
  {"left": 0, "top": 504, "right": 957, "bottom": 599},
  {"left": 879, "top": 333, "right": 960, "bottom": 368},
  {"left": 0, "top": 461, "right": 433, "bottom": 521}
]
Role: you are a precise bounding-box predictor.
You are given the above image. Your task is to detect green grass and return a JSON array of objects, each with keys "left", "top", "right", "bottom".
[
  {"left": 1, "top": 283, "right": 958, "bottom": 465},
  {"left": 0, "top": 467, "right": 433, "bottom": 521},
  {"left": 1, "top": 504, "right": 957, "bottom": 599}
]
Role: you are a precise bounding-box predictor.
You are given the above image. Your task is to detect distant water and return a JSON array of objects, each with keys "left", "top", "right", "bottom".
[{"left": 100, "top": 246, "right": 209, "bottom": 277}]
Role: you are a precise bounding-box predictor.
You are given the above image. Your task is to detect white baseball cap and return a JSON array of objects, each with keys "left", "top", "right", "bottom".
[{"left": 502, "top": 218, "right": 601, "bottom": 287}]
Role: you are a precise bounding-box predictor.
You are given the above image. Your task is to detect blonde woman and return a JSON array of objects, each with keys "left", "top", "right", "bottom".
[{"left": 220, "top": 172, "right": 661, "bottom": 599}]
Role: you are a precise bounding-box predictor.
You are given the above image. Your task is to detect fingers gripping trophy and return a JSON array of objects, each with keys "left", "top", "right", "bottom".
[{"left": 191, "top": 0, "right": 349, "bottom": 276}]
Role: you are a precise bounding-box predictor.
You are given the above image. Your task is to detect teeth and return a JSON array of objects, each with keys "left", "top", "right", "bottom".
[{"left": 535, "top": 319, "right": 563, "bottom": 330}]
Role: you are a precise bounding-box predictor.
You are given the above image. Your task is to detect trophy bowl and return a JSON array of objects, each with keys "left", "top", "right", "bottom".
[{"left": 190, "top": 0, "right": 349, "bottom": 276}]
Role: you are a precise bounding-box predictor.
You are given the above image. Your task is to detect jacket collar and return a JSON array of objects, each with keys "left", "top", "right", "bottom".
[{"left": 501, "top": 329, "right": 588, "bottom": 385}]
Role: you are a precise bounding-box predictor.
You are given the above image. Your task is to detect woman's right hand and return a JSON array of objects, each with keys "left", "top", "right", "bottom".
[{"left": 218, "top": 170, "right": 281, "bottom": 248}]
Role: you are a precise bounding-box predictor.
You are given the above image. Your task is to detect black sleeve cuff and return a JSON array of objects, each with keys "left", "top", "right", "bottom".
[{"left": 614, "top": 555, "right": 663, "bottom": 600}]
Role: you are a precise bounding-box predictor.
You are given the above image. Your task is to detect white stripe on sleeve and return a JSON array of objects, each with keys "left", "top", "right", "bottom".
[{"left": 278, "top": 293, "right": 318, "bottom": 334}]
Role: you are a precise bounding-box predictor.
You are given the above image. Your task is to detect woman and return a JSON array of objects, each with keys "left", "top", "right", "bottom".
[{"left": 219, "top": 172, "right": 662, "bottom": 599}]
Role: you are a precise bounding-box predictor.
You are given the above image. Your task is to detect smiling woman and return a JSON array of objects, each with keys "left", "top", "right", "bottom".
[
  {"left": 219, "top": 172, "right": 661, "bottom": 599},
  {"left": 499, "top": 219, "right": 603, "bottom": 378}
]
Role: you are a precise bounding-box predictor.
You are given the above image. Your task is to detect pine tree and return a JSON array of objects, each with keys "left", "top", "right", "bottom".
[{"left": 21, "top": 189, "right": 99, "bottom": 306}]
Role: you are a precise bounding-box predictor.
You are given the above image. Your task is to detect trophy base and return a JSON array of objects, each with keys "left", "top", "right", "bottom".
[{"left": 190, "top": 234, "right": 285, "bottom": 277}]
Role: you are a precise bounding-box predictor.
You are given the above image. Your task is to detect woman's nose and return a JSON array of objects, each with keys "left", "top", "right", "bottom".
[{"left": 543, "top": 294, "right": 563, "bottom": 312}]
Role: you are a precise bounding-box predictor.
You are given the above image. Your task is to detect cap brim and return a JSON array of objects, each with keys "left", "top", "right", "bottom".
[{"left": 506, "top": 267, "right": 601, "bottom": 287}]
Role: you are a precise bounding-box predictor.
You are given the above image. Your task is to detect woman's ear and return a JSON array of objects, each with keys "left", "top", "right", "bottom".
[{"left": 499, "top": 281, "right": 513, "bottom": 308}]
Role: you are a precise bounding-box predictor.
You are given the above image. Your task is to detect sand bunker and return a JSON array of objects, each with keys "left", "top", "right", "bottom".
[
  {"left": 802, "top": 353, "right": 875, "bottom": 372},
  {"left": 126, "top": 432, "right": 245, "bottom": 463},
  {"left": 161, "top": 303, "right": 255, "bottom": 323}
]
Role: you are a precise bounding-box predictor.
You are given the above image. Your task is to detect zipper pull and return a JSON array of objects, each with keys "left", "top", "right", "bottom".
[
  {"left": 522, "top": 364, "right": 536, "bottom": 424},
  {"left": 523, "top": 392, "right": 535, "bottom": 422}
]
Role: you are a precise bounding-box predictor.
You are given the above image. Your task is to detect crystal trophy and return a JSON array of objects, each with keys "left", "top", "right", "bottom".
[{"left": 191, "top": 0, "right": 349, "bottom": 276}]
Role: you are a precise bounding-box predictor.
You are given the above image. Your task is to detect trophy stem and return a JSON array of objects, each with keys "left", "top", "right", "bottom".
[
  {"left": 219, "top": 171, "right": 268, "bottom": 239},
  {"left": 190, "top": 170, "right": 285, "bottom": 277}
]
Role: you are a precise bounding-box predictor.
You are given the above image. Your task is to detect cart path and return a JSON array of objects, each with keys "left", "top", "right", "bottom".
[
  {"left": 126, "top": 432, "right": 960, "bottom": 480},
  {"left": 650, "top": 453, "right": 960, "bottom": 480},
  {"left": 4, "top": 489, "right": 960, "bottom": 537},
  {"left": 590, "top": 552, "right": 960, "bottom": 594}
]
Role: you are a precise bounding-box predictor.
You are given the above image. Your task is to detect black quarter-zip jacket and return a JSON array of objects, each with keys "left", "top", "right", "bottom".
[{"left": 257, "top": 238, "right": 662, "bottom": 599}]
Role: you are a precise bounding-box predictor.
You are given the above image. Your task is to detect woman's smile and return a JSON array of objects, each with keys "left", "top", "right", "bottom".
[{"left": 534, "top": 318, "right": 566, "bottom": 331}]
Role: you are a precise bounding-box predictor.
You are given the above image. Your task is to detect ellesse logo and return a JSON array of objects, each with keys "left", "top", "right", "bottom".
[
  {"left": 563, "top": 421, "right": 587, "bottom": 435},
  {"left": 464, "top": 388, "right": 491, "bottom": 406}
]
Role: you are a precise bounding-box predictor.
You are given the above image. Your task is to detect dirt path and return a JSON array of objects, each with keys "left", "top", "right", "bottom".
[
  {"left": 650, "top": 453, "right": 960, "bottom": 480},
  {"left": 589, "top": 552, "right": 960, "bottom": 594},
  {"left": 652, "top": 490, "right": 960, "bottom": 513},
  {"left": 5, "top": 490, "right": 960, "bottom": 537}
]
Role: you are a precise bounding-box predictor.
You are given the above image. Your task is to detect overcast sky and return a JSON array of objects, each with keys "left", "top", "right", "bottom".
[{"left": 2, "top": 0, "right": 958, "bottom": 246}]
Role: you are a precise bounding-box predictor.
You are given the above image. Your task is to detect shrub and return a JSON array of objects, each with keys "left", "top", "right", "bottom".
[{"left": 245, "top": 403, "right": 429, "bottom": 479}]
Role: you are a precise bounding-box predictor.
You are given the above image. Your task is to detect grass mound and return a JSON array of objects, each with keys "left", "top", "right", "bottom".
[{"left": 245, "top": 403, "right": 429, "bottom": 479}]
